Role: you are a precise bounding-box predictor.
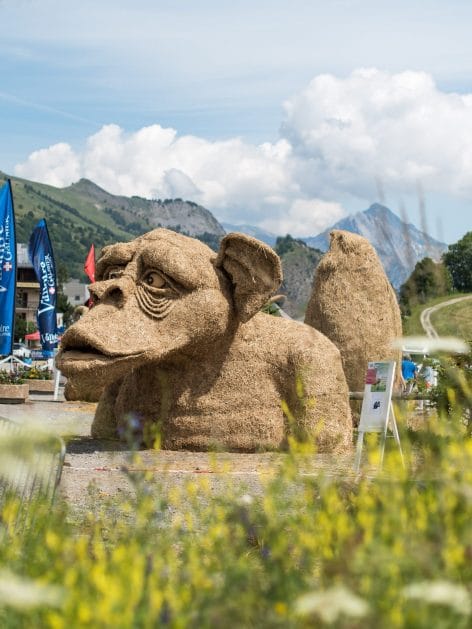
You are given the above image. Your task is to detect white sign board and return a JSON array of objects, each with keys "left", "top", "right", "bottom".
[
  {"left": 359, "top": 361, "right": 396, "bottom": 432},
  {"left": 354, "top": 361, "right": 403, "bottom": 473}
]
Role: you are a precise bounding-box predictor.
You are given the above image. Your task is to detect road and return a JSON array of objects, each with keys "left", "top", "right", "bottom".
[{"left": 420, "top": 295, "right": 472, "bottom": 338}]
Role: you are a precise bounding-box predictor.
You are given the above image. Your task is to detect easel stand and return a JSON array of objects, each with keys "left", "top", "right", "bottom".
[
  {"left": 354, "top": 361, "right": 405, "bottom": 474},
  {"left": 354, "top": 402, "right": 404, "bottom": 473}
]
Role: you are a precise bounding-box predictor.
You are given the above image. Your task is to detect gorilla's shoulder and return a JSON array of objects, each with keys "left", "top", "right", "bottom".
[{"left": 245, "top": 313, "right": 341, "bottom": 362}]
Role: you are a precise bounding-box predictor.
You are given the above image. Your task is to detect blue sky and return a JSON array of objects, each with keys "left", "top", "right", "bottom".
[{"left": 2, "top": 0, "right": 472, "bottom": 242}]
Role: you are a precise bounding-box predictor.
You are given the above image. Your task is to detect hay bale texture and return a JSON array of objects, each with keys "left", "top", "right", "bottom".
[
  {"left": 57, "top": 228, "right": 352, "bottom": 453},
  {"left": 304, "top": 230, "right": 403, "bottom": 392}
]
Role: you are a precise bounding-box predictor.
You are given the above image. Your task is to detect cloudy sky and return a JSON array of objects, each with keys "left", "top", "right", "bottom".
[{"left": 2, "top": 0, "right": 472, "bottom": 242}]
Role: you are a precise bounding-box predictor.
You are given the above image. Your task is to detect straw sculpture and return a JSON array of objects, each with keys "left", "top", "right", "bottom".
[
  {"left": 72, "top": 305, "right": 88, "bottom": 321},
  {"left": 304, "top": 230, "right": 403, "bottom": 392},
  {"left": 57, "top": 228, "right": 352, "bottom": 452}
]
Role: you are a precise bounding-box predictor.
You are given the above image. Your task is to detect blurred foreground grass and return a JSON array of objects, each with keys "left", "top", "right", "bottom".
[
  {"left": 0, "top": 407, "right": 471, "bottom": 628},
  {"left": 1, "top": 342, "right": 472, "bottom": 628}
]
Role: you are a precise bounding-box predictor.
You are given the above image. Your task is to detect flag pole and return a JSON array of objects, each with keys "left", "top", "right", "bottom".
[
  {"left": 28, "top": 219, "right": 59, "bottom": 359},
  {"left": 8, "top": 179, "right": 17, "bottom": 357},
  {"left": 0, "top": 178, "right": 18, "bottom": 360}
]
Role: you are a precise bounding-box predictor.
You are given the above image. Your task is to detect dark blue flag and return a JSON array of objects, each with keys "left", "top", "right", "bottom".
[
  {"left": 28, "top": 219, "right": 58, "bottom": 357},
  {"left": 0, "top": 180, "right": 17, "bottom": 356}
]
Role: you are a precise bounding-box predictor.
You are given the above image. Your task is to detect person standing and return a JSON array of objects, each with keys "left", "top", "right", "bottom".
[{"left": 401, "top": 354, "right": 417, "bottom": 395}]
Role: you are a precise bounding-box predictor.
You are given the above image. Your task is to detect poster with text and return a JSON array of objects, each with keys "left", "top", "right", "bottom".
[{"left": 359, "top": 361, "right": 396, "bottom": 432}]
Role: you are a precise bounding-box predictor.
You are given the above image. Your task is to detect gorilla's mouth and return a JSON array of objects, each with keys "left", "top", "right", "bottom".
[
  {"left": 63, "top": 342, "right": 105, "bottom": 358},
  {"left": 56, "top": 331, "right": 145, "bottom": 375}
]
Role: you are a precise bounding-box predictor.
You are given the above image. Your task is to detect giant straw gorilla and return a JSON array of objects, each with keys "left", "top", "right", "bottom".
[{"left": 57, "top": 229, "right": 351, "bottom": 452}]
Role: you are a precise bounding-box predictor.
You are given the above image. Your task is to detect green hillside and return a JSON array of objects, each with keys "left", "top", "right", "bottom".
[
  {"left": 1, "top": 173, "right": 147, "bottom": 280},
  {"left": 430, "top": 296, "right": 472, "bottom": 340},
  {"left": 0, "top": 172, "right": 224, "bottom": 280},
  {"left": 275, "top": 235, "right": 323, "bottom": 318},
  {"left": 403, "top": 293, "right": 472, "bottom": 339}
]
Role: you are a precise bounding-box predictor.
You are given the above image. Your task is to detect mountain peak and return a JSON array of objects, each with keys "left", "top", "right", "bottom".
[
  {"left": 302, "top": 203, "right": 447, "bottom": 289},
  {"left": 65, "top": 178, "right": 114, "bottom": 198},
  {"left": 222, "top": 222, "right": 278, "bottom": 246},
  {"left": 365, "top": 202, "right": 395, "bottom": 216},
  {"left": 12, "top": 173, "right": 226, "bottom": 279}
]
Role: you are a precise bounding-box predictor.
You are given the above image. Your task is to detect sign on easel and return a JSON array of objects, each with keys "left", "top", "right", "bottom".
[{"left": 354, "top": 361, "right": 404, "bottom": 473}]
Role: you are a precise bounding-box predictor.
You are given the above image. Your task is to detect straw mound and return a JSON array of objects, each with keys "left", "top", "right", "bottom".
[
  {"left": 72, "top": 306, "right": 88, "bottom": 321},
  {"left": 58, "top": 228, "right": 351, "bottom": 452},
  {"left": 97, "top": 315, "right": 352, "bottom": 453},
  {"left": 305, "top": 230, "right": 402, "bottom": 392},
  {"left": 64, "top": 380, "right": 102, "bottom": 403}
]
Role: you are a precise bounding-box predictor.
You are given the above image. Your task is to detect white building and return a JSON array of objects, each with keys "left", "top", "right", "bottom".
[{"left": 63, "top": 279, "right": 90, "bottom": 308}]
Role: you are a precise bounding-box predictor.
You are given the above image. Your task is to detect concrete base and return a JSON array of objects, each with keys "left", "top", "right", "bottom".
[
  {"left": 0, "top": 383, "right": 29, "bottom": 403},
  {"left": 27, "top": 379, "right": 55, "bottom": 394}
]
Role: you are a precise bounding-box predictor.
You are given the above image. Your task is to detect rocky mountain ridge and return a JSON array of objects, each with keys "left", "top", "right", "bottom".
[
  {"left": 222, "top": 222, "right": 277, "bottom": 247},
  {"left": 2, "top": 172, "right": 448, "bottom": 313},
  {"left": 0, "top": 173, "right": 226, "bottom": 279},
  {"left": 67, "top": 179, "right": 225, "bottom": 238},
  {"left": 302, "top": 203, "right": 447, "bottom": 289},
  {"left": 273, "top": 236, "right": 323, "bottom": 318}
]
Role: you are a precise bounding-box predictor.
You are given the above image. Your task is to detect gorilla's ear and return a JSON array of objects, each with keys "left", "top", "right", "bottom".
[{"left": 216, "top": 233, "right": 282, "bottom": 322}]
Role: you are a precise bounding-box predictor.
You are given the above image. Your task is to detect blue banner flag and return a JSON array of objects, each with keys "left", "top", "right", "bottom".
[
  {"left": 28, "top": 219, "right": 58, "bottom": 357},
  {"left": 0, "top": 180, "right": 17, "bottom": 355}
]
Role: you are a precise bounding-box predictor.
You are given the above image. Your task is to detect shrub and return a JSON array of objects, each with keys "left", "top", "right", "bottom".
[
  {"left": 17, "top": 367, "right": 53, "bottom": 381},
  {"left": 443, "top": 231, "right": 472, "bottom": 292},
  {"left": 0, "top": 371, "right": 25, "bottom": 385},
  {"left": 399, "top": 257, "right": 452, "bottom": 316},
  {"left": 431, "top": 344, "right": 472, "bottom": 433}
]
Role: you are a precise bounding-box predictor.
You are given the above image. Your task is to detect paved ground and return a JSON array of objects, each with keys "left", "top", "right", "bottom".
[{"left": 0, "top": 390, "right": 358, "bottom": 511}]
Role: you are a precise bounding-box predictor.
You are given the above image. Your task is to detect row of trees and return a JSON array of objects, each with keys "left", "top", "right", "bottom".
[{"left": 400, "top": 231, "right": 472, "bottom": 315}]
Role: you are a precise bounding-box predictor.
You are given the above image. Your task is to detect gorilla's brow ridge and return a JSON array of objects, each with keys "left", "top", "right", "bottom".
[
  {"left": 96, "top": 246, "right": 135, "bottom": 278},
  {"left": 140, "top": 247, "right": 194, "bottom": 289}
]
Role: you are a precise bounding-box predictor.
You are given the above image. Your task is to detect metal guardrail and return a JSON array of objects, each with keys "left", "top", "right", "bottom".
[
  {"left": 349, "top": 392, "right": 433, "bottom": 400},
  {"left": 0, "top": 417, "right": 65, "bottom": 530}
]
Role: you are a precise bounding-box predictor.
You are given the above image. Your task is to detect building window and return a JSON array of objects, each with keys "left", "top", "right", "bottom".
[
  {"left": 75, "top": 295, "right": 80, "bottom": 301},
  {"left": 17, "top": 291, "right": 28, "bottom": 308}
]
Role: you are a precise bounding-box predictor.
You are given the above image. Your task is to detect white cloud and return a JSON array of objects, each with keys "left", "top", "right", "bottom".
[
  {"left": 15, "top": 123, "right": 306, "bottom": 230},
  {"left": 260, "top": 199, "right": 345, "bottom": 237},
  {"left": 282, "top": 68, "right": 472, "bottom": 199},
  {"left": 161, "top": 169, "right": 201, "bottom": 199},
  {"left": 15, "top": 142, "right": 79, "bottom": 189},
  {"left": 14, "top": 68, "right": 472, "bottom": 236}
]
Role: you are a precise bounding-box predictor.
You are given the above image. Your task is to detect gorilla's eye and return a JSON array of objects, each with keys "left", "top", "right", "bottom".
[
  {"left": 136, "top": 269, "right": 179, "bottom": 319},
  {"left": 104, "top": 266, "right": 124, "bottom": 280},
  {"left": 143, "top": 270, "right": 166, "bottom": 288}
]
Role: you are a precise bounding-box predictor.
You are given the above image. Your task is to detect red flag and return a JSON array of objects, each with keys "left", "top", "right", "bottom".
[{"left": 84, "top": 244, "right": 95, "bottom": 283}]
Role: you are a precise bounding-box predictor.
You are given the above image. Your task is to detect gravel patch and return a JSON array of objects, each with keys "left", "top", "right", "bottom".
[{"left": 1, "top": 389, "right": 359, "bottom": 513}]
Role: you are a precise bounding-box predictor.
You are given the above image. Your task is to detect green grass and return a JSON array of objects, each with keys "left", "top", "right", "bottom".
[
  {"left": 431, "top": 296, "right": 472, "bottom": 339},
  {"left": 402, "top": 293, "right": 472, "bottom": 338}
]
